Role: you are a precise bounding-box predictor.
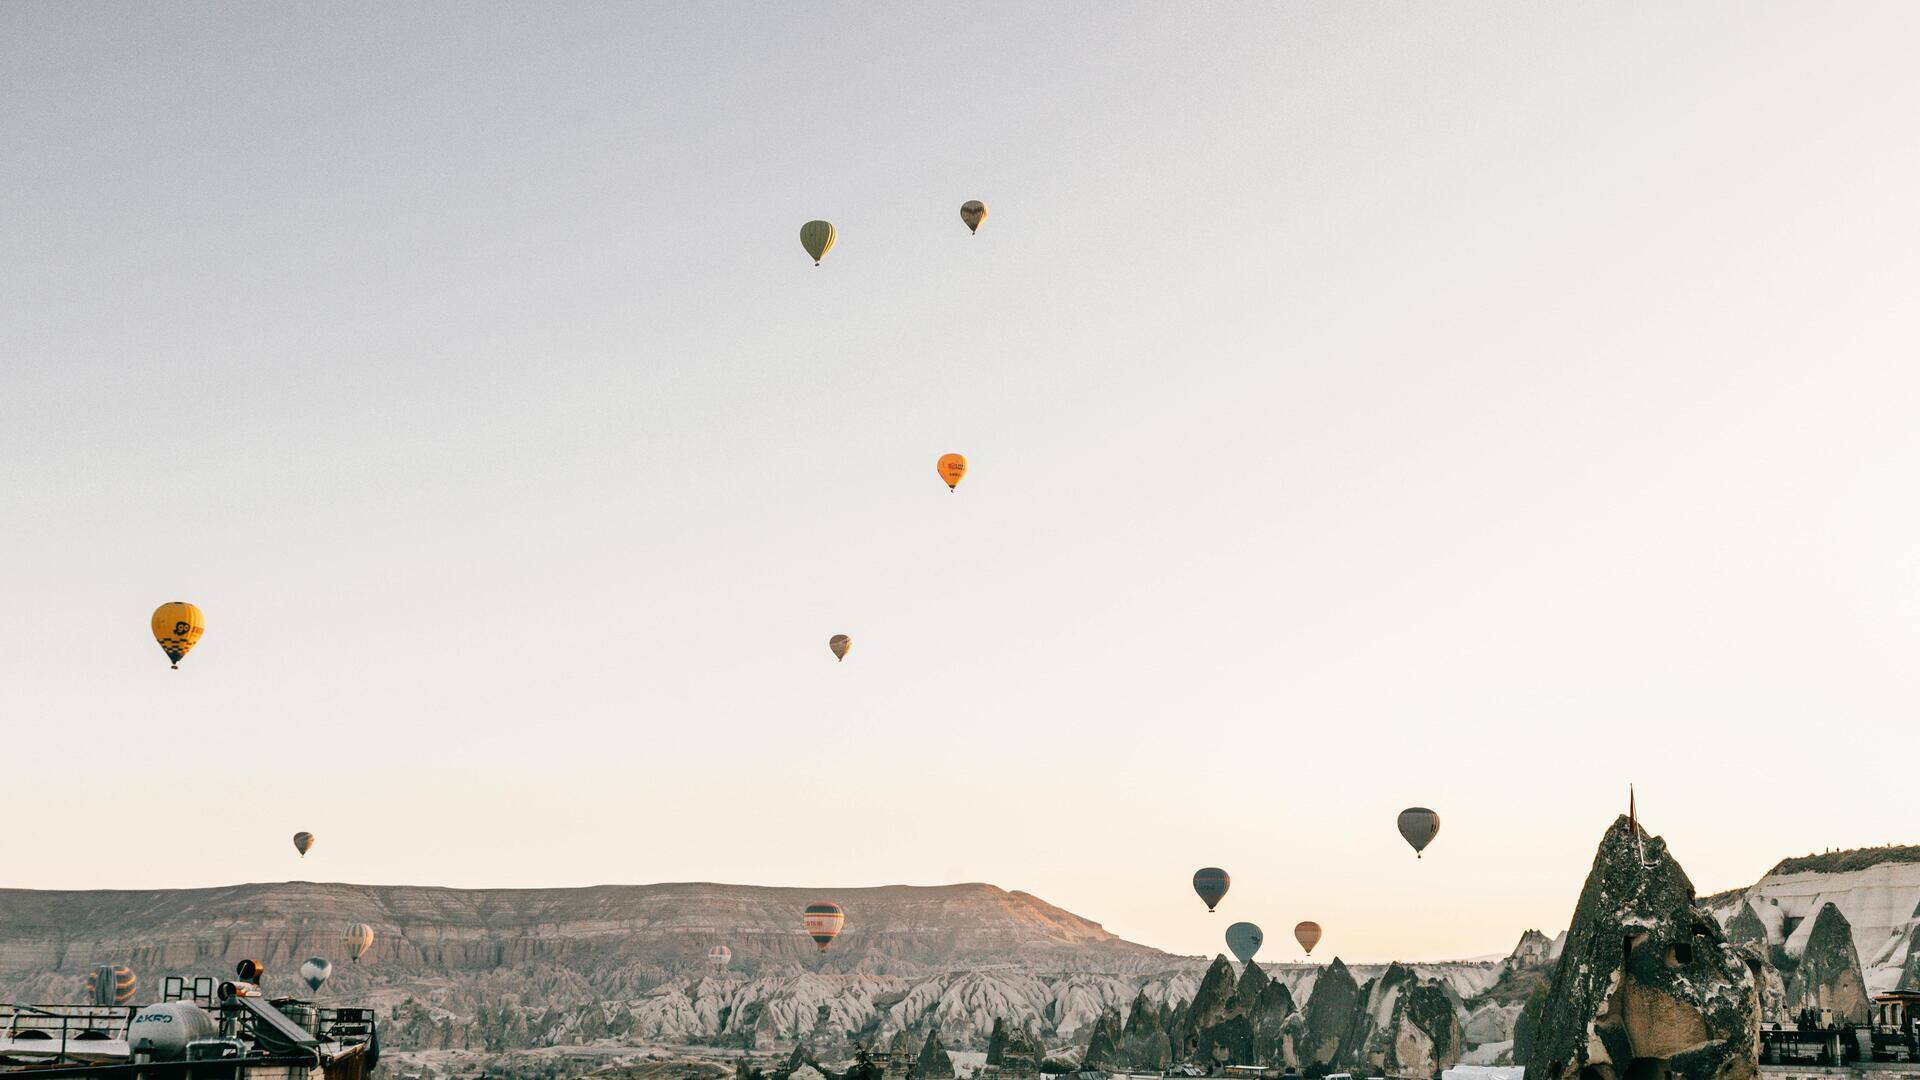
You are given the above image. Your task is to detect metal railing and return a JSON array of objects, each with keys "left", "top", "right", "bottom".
[{"left": 0, "top": 1003, "right": 138, "bottom": 1067}]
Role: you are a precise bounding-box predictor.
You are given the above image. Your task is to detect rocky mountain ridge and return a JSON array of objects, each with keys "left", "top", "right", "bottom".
[{"left": 0, "top": 880, "right": 1170, "bottom": 987}]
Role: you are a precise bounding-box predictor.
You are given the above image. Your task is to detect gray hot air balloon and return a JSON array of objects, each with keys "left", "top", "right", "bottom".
[
  {"left": 299, "top": 957, "right": 332, "bottom": 993},
  {"left": 1397, "top": 807, "right": 1440, "bottom": 857},
  {"left": 1225, "top": 921, "right": 1263, "bottom": 964}
]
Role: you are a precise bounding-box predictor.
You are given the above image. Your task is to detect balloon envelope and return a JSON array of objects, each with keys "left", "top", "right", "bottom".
[
  {"left": 800, "top": 220, "right": 836, "bottom": 264},
  {"left": 1192, "top": 867, "right": 1230, "bottom": 912},
  {"left": 293, "top": 832, "right": 314, "bottom": 857},
  {"left": 829, "top": 634, "right": 851, "bottom": 661},
  {"left": 803, "top": 902, "right": 845, "bottom": 952},
  {"left": 84, "top": 964, "right": 137, "bottom": 1006},
  {"left": 708, "top": 945, "right": 732, "bottom": 969},
  {"left": 1294, "top": 921, "right": 1322, "bottom": 955},
  {"left": 343, "top": 923, "right": 375, "bottom": 963},
  {"left": 960, "top": 201, "right": 987, "bottom": 233},
  {"left": 1225, "top": 922, "right": 1263, "bottom": 964},
  {"left": 1397, "top": 807, "right": 1441, "bottom": 857},
  {"left": 299, "top": 957, "right": 333, "bottom": 993},
  {"left": 151, "top": 602, "right": 205, "bottom": 669},
  {"left": 937, "top": 454, "right": 967, "bottom": 491}
]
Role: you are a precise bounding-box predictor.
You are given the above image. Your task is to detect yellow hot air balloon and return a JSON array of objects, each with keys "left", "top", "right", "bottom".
[
  {"left": 343, "top": 923, "right": 374, "bottom": 964},
  {"left": 151, "top": 602, "right": 205, "bottom": 670},
  {"left": 800, "top": 220, "right": 836, "bottom": 265},
  {"left": 936, "top": 453, "right": 967, "bottom": 492},
  {"left": 960, "top": 201, "right": 987, "bottom": 234},
  {"left": 828, "top": 634, "right": 851, "bottom": 662}
]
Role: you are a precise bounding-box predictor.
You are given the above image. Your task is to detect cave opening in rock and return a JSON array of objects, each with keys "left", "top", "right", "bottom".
[
  {"left": 1625, "top": 1056, "right": 1671, "bottom": 1080},
  {"left": 1667, "top": 942, "right": 1694, "bottom": 967}
]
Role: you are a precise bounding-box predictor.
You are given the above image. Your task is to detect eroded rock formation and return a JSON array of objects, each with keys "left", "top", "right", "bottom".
[
  {"left": 1785, "top": 903, "right": 1868, "bottom": 1024},
  {"left": 1353, "top": 963, "right": 1464, "bottom": 1077},
  {"left": 1523, "top": 815, "right": 1759, "bottom": 1080},
  {"left": 1300, "top": 956, "right": 1363, "bottom": 1066}
]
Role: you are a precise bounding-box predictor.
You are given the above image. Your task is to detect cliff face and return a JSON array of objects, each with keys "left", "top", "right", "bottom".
[
  {"left": 1705, "top": 850, "right": 1920, "bottom": 994},
  {"left": 0, "top": 881, "right": 1170, "bottom": 985},
  {"left": 1524, "top": 816, "right": 1759, "bottom": 1080}
]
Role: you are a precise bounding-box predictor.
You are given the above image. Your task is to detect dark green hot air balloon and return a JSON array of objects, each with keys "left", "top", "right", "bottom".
[
  {"left": 1192, "top": 867, "right": 1230, "bottom": 912},
  {"left": 799, "top": 221, "right": 836, "bottom": 265},
  {"left": 1398, "top": 807, "right": 1440, "bottom": 857}
]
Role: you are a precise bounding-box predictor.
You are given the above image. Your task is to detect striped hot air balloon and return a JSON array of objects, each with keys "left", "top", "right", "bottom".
[
  {"left": 708, "top": 945, "right": 732, "bottom": 970},
  {"left": 84, "top": 964, "right": 137, "bottom": 1006},
  {"left": 802, "top": 903, "right": 844, "bottom": 953},
  {"left": 343, "top": 923, "right": 375, "bottom": 964},
  {"left": 1192, "top": 867, "right": 1230, "bottom": 912}
]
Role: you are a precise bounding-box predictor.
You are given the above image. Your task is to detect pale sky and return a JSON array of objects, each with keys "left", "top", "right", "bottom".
[{"left": 4, "top": 3, "right": 1918, "bottom": 965}]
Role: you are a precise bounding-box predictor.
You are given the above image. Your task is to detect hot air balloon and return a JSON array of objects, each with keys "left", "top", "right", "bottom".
[
  {"left": 960, "top": 201, "right": 987, "bottom": 234},
  {"left": 84, "top": 964, "right": 138, "bottom": 1006},
  {"left": 1192, "top": 867, "right": 1230, "bottom": 912},
  {"left": 936, "top": 453, "right": 967, "bottom": 492},
  {"left": 829, "top": 634, "right": 851, "bottom": 662},
  {"left": 299, "top": 957, "right": 333, "bottom": 993},
  {"left": 1225, "top": 922, "right": 1263, "bottom": 964},
  {"left": 1398, "top": 807, "right": 1441, "bottom": 858},
  {"left": 293, "top": 832, "right": 314, "bottom": 858},
  {"left": 343, "top": 923, "right": 375, "bottom": 964},
  {"left": 800, "top": 220, "right": 836, "bottom": 265},
  {"left": 151, "top": 602, "right": 204, "bottom": 669},
  {"left": 803, "top": 902, "right": 844, "bottom": 953},
  {"left": 1294, "top": 921, "right": 1322, "bottom": 956},
  {"left": 708, "top": 945, "right": 732, "bottom": 970}
]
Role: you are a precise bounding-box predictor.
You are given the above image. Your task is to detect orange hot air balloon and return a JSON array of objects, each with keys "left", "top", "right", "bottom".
[
  {"left": 803, "top": 902, "right": 844, "bottom": 952},
  {"left": 1294, "top": 921, "right": 1322, "bottom": 956},
  {"left": 151, "top": 602, "right": 205, "bottom": 669},
  {"left": 936, "top": 454, "right": 967, "bottom": 492}
]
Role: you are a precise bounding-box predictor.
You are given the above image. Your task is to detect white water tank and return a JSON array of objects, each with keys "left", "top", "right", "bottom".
[{"left": 128, "top": 1001, "right": 218, "bottom": 1061}]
